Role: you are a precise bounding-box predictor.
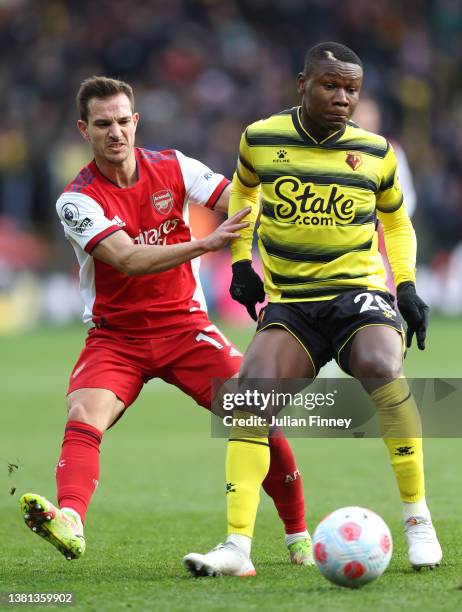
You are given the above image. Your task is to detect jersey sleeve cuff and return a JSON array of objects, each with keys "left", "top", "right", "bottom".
[
  {"left": 84, "top": 226, "right": 122, "bottom": 254},
  {"left": 204, "top": 177, "right": 230, "bottom": 210}
]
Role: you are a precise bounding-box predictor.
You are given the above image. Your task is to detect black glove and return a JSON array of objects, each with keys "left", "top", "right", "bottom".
[
  {"left": 396, "top": 281, "right": 429, "bottom": 350},
  {"left": 229, "top": 260, "right": 265, "bottom": 321}
]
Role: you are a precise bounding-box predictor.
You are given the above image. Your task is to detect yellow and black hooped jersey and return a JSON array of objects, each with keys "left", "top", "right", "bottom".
[{"left": 230, "top": 106, "right": 416, "bottom": 302}]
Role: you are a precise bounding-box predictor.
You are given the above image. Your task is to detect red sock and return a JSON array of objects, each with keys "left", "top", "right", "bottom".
[
  {"left": 56, "top": 420, "right": 102, "bottom": 524},
  {"left": 263, "top": 429, "right": 307, "bottom": 534}
]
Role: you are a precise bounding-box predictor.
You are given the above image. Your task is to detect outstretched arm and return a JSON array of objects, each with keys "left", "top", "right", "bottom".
[{"left": 92, "top": 208, "right": 250, "bottom": 275}]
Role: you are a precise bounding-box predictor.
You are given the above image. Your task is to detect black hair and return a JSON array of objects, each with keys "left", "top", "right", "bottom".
[{"left": 304, "top": 42, "right": 362, "bottom": 74}]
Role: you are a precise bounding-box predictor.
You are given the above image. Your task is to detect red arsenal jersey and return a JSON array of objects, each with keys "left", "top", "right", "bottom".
[{"left": 56, "top": 147, "right": 229, "bottom": 337}]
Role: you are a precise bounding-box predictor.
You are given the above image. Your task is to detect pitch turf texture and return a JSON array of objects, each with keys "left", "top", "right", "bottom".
[{"left": 1, "top": 317, "right": 461, "bottom": 611}]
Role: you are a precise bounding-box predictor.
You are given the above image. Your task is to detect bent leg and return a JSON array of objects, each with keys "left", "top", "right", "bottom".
[
  {"left": 227, "top": 328, "right": 315, "bottom": 543},
  {"left": 57, "top": 388, "right": 126, "bottom": 523},
  {"left": 183, "top": 326, "right": 317, "bottom": 575},
  {"left": 57, "top": 330, "right": 146, "bottom": 524},
  {"left": 165, "top": 325, "right": 311, "bottom": 542},
  {"left": 19, "top": 389, "right": 127, "bottom": 561},
  {"left": 21, "top": 331, "right": 147, "bottom": 560},
  {"left": 348, "top": 326, "right": 425, "bottom": 506},
  {"left": 347, "top": 325, "right": 441, "bottom": 567}
]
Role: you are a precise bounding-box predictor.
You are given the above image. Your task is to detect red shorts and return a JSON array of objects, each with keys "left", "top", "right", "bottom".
[{"left": 68, "top": 324, "right": 242, "bottom": 409}]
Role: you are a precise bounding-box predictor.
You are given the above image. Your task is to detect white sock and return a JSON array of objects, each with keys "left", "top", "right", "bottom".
[
  {"left": 402, "top": 498, "right": 431, "bottom": 522},
  {"left": 226, "top": 534, "right": 251, "bottom": 557},
  {"left": 285, "top": 530, "right": 309, "bottom": 547},
  {"left": 61, "top": 507, "right": 84, "bottom": 532}
]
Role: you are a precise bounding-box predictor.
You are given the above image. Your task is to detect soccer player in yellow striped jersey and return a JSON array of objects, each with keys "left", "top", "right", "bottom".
[
  {"left": 183, "top": 42, "right": 442, "bottom": 578},
  {"left": 234, "top": 103, "right": 408, "bottom": 303}
]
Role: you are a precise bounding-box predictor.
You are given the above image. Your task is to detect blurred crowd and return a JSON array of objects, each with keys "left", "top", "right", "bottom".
[{"left": 1, "top": 0, "right": 462, "bottom": 327}]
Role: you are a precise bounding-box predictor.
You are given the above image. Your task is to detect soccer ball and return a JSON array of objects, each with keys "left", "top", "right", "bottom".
[{"left": 312, "top": 506, "right": 392, "bottom": 588}]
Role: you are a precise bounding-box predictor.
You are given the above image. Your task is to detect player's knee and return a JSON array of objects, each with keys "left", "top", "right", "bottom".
[
  {"left": 66, "top": 399, "right": 92, "bottom": 422},
  {"left": 353, "top": 351, "right": 402, "bottom": 381},
  {"left": 66, "top": 398, "right": 108, "bottom": 432},
  {"left": 239, "top": 363, "right": 263, "bottom": 381}
]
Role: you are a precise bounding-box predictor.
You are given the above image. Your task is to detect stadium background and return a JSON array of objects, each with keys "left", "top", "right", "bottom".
[{"left": 1, "top": 1, "right": 461, "bottom": 610}]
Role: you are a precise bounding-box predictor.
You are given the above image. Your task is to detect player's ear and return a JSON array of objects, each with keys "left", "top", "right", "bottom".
[
  {"left": 133, "top": 112, "right": 140, "bottom": 131},
  {"left": 296, "top": 73, "right": 306, "bottom": 95},
  {"left": 77, "top": 120, "right": 89, "bottom": 141}
]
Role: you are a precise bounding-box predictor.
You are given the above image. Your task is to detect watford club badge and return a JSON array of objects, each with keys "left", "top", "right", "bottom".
[{"left": 346, "top": 152, "right": 363, "bottom": 171}]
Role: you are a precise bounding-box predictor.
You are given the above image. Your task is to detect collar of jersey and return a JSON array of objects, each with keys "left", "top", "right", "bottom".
[
  {"left": 91, "top": 152, "right": 143, "bottom": 190},
  {"left": 291, "top": 107, "right": 346, "bottom": 146}
]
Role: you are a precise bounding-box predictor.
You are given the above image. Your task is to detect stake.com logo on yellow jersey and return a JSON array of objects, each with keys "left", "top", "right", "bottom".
[{"left": 273, "top": 176, "right": 356, "bottom": 226}]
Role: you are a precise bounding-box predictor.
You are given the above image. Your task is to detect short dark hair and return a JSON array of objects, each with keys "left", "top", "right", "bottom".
[
  {"left": 304, "top": 42, "right": 362, "bottom": 75},
  {"left": 76, "top": 76, "right": 135, "bottom": 121}
]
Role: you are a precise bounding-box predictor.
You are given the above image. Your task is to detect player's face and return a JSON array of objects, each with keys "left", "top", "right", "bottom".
[
  {"left": 77, "top": 93, "right": 139, "bottom": 165},
  {"left": 297, "top": 60, "right": 363, "bottom": 136}
]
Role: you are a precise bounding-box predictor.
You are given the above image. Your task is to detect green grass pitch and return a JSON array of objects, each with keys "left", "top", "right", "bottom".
[{"left": 1, "top": 316, "right": 461, "bottom": 611}]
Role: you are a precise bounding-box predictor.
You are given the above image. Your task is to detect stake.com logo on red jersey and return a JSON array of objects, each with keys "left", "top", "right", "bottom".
[{"left": 134, "top": 218, "right": 180, "bottom": 245}]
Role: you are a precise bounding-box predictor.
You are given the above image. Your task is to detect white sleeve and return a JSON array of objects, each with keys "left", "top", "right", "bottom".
[
  {"left": 56, "top": 192, "right": 120, "bottom": 252},
  {"left": 175, "top": 150, "right": 229, "bottom": 209}
]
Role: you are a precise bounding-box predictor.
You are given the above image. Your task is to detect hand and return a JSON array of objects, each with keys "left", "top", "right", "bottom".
[
  {"left": 396, "top": 281, "right": 430, "bottom": 350},
  {"left": 200, "top": 208, "right": 250, "bottom": 252},
  {"left": 229, "top": 260, "right": 265, "bottom": 320}
]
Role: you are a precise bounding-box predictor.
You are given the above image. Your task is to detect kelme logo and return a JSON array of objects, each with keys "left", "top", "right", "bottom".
[{"left": 273, "top": 149, "right": 290, "bottom": 163}]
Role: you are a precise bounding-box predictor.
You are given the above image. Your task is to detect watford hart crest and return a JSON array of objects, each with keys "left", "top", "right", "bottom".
[{"left": 346, "top": 152, "right": 363, "bottom": 171}]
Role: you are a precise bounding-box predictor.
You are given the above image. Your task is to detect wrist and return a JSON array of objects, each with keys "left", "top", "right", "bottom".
[
  {"left": 232, "top": 260, "right": 252, "bottom": 271},
  {"left": 195, "top": 237, "right": 211, "bottom": 255},
  {"left": 397, "top": 281, "right": 416, "bottom": 295}
]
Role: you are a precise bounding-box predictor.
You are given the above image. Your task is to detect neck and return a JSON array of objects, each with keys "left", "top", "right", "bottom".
[
  {"left": 300, "top": 106, "right": 335, "bottom": 143},
  {"left": 95, "top": 151, "right": 138, "bottom": 188}
]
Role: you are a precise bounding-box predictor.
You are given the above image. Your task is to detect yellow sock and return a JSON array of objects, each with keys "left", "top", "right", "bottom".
[
  {"left": 371, "top": 378, "right": 425, "bottom": 502},
  {"left": 226, "top": 411, "right": 270, "bottom": 538}
]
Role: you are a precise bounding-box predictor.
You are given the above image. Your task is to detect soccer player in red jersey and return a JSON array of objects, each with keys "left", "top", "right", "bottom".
[{"left": 19, "top": 76, "right": 311, "bottom": 565}]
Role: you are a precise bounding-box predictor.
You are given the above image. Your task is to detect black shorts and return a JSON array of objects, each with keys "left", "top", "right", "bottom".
[{"left": 256, "top": 289, "right": 404, "bottom": 375}]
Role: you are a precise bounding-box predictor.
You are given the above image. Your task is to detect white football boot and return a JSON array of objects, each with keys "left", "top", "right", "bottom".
[
  {"left": 183, "top": 542, "right": 256, "bottom": 577},
  {"left": 404, "top": 516, "right": 442, "bottom": 570}
]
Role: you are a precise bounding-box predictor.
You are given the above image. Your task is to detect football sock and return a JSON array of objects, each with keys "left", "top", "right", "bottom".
[
  {"left": 226, "top": 533, "right": 252, "bottom": 557},
  {"left": 285, "top": 530, "right": 309, "bottom": 547},
  {"left": 61, "top": 507, "right": 84, "bottom": 532},
  {"left": 371, "top": 379, "right": 425, "bottom": 503},
  {"left": 56, "top": 420, "right": 102, "bottom": 523},
  {"left": 263, "top": 430, "right": 307, "bottom": 534},
  {"left": 226, "top": 411, "right": 270, "bottom": 538},
  {"left": 402, "top": 499, "right": 431, "bottom": 522}
]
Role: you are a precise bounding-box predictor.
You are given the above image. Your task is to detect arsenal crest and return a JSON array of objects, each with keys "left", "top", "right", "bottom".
[
  {"left": 152, "top": 190, "right": 174, "bottom": 215},
  {"left": 346, "top": 152, "right": 363, "bottom": 171}
]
